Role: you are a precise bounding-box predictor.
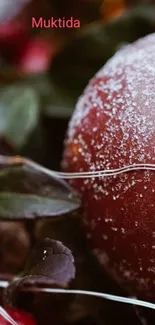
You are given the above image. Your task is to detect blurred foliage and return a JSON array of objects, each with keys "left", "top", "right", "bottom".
[
  {"left": 0, "top": 0, "right": 155, "bottom": 161},
  {"left": 0, "top": 85, "right": 39, "bottom": 148},
  {"left": 49, "top": 5, "right": 155, "bottom": 117},
  {"left": 0, "top": 0, "right": 30, "bottom": 24}
]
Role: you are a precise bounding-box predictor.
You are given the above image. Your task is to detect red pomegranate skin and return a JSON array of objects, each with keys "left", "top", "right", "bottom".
[
  {"left": 0, "top": 308, "right": 37, "bottom": 325},
  {"left": 62, "top": 33, "right": 155, "bottom": 300}
]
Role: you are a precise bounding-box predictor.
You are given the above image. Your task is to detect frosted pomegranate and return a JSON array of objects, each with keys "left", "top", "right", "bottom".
[{"left": 63, "top": 33, "right": 155, "bottom": 300}]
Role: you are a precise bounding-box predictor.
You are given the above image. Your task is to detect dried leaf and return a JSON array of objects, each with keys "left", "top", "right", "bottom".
[
  {"left": 4, "top": 239, "right": 75, "bottom": 306},
  {"left": 21, "top": 238, "right": 75, "bottom": 287}
]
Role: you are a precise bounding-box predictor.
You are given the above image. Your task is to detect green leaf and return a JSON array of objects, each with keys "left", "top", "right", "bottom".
[
  {"left": 41, "top": 81, "right": 76, "bottom": 118},
  {"left": 44, "top": 5, "right": 155, "bottom": 118},
  {"left": 23, "top": 74, "right": 74, "bottom": 118},
  {"left": 0, "top": 85, "right": 39, "bottom": 149},
  {"left": 0, "top": 162, "right": 80, "bottom": 219},
  {"left": 0, "top": 193, "right": 79, "bottom": 219}
]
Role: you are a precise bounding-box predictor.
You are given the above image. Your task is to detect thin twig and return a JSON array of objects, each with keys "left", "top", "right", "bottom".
[
  {"left": 1, "top": 155, "right": 155, "bottom": 179},
  {"left": 1, "top": 278, "right": 155, "bottom": 311},
  {"left": 21, "top": 287, "right": 155, "bottom": 310},
  {"left": 0, "top": 305, "right": 19, "bottom": 325}
]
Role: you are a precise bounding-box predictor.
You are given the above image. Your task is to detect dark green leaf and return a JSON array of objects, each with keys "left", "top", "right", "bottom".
[
  {"left": 44, "top": 5, "right": 155, "bottom": 118},
  {"left": 0, "top": 193, "right": 80, "bottom": 219},
  {"left": 0, "top": 85, "right": 39, "bottom": 149},
  {"left": 23, "top": 74, "right": 74, "bottom": 118},
  {"left": 40, "top": 79, "right": 75, "bottom": 118},
  {"left": 0, "top": 163, "right": 80, "bottom": 219}
]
